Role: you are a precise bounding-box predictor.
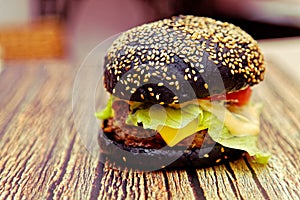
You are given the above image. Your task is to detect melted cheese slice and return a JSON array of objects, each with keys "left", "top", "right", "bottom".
[{"left": 157, "top": 119, "right": 202, "bottom": 147}]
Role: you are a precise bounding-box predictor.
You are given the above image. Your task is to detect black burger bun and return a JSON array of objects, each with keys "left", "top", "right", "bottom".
[
  {"left": 103, "top": 15, "right": 265, "bottom": 104},
  {"left": 98, "top": 119, "right": 244, "bottom": 170}
]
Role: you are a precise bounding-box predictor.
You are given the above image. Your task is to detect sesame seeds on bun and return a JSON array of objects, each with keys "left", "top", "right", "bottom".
[{"left": 103, "top": 15, "right": 265, "bottom": 104}]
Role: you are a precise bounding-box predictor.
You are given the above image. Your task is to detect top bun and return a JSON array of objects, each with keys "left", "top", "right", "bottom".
[{"left": 103, "top": 15, "right": 265, "bottom": 104}]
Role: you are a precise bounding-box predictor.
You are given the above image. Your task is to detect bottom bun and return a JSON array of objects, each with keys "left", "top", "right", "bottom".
[{"left": 98, "top": 120, "right": 244, "bottom": 171}]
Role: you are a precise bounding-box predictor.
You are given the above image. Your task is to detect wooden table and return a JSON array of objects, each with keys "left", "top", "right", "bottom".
[{"left": 0, "top": 38, "right": 299, "bottom": 200}]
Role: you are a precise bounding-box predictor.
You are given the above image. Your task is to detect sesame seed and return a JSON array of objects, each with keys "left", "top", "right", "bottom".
[
  {"left": 221, "top": 147, "right": 225, "bottom": 153},
  {"left": 204, "top": 83, "right": 208, "bottom": 89},
  {"left": 156, "top": 94, "right": 160, "bottom": 100},
  {"left": 130, "top": 88, "right": 136, "bottom": 93},
  {"left": 204, "top": 154, "right": 209, "bottom": 158}
]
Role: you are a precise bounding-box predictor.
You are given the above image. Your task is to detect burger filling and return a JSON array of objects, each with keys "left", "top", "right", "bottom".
[
  {"left": 102, "top": 100, "right": 214, "bottom": 150},
  {"left": 96, "top": 87, "right": 270, "bottom": 164}
]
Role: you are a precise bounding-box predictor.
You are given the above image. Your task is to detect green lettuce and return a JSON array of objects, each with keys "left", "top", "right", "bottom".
[
  {"left": 126, "top": 104, "right": 202, "bottom": 129},
  {"left": 95, "top": 95, "right": 114, "bottom": 120},
  {"left": 201, "top": 111, "right": 271, "bottom": 164}
]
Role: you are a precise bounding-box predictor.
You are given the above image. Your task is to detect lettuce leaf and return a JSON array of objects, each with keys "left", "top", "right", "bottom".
[
  {"left": 201, "top": 111, "right": 271, "bottom": 164},
  {"left": 95, "top": 95, "right": 114, "bottom": 120},
  {"left": 126, "top": 104, "right": 202, "bottom": 129}
]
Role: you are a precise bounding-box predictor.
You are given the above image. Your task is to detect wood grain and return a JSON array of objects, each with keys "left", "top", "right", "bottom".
[{"left": 0, "top": 55, "right": 299, "bottom": 200}]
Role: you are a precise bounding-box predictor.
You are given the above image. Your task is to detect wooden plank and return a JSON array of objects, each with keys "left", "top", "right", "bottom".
[
  {"left": 196, "top": 162, "right": 266, "bottom": 200},
  {"left": 164, "top": 170, "right": 196, "bottom": 200},
  {"left": 251, "top": 61, "right": 300, "bottom": 199},
  {"left": 97, "top": 167, "right": 197, "bottom": 200},
  {"left": 0, "top": 63, "right": 98, "bottom": 199}
]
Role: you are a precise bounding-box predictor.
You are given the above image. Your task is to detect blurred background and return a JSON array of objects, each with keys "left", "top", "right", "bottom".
[{"left": 0, "top": 0, "right": 299, "bottom": 65}]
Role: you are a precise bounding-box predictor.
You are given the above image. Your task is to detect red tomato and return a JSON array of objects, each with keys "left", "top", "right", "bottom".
[
  {"left": 226, "top": 87, "right": 252, "bottom": 106},
  {"left": 204, "top": 87, "right": 252, "bottom": 106}
]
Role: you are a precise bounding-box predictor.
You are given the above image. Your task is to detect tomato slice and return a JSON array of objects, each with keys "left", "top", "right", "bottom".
[
  {"left": 203, "top": 87, "right": 252, "bottom": 106},
  {"left": 227, "top": 87, "right": 252, "bottom": 106}
]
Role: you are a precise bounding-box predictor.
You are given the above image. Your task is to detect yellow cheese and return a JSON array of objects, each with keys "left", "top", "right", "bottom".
[{"left": 157, "top": 119, "right": 204, "bottom": 147}]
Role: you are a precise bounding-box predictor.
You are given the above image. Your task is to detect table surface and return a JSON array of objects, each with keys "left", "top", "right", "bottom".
[{"left": 0, "top": 37, "right": 299, "bottom": 200}]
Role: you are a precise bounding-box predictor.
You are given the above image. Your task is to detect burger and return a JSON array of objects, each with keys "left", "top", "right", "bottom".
[{"left": 96, "top": 15, "right": 270, "bottom": 170}]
